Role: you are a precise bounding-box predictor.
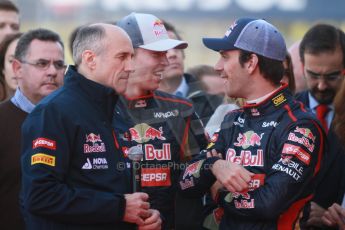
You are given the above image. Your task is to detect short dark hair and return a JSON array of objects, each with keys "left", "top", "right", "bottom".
[
  {"left": 239, "top": 49, "right": 284, "bottom": 85},
  {"left": 299, "top": 24, "right": 345, "bottom": 67},
  {"left": 0, "top": 0, "right": 19, "bottom": 13},
  {"left": 14, "top": 28, "right": 64, "bottom": 61}
]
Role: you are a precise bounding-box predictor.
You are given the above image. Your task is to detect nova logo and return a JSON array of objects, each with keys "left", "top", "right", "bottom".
[
  {"left": 153, "top": 110, "right": 178, "bottom": 119},
  {"left": 82, "top": 158, "right": 108, "bottom": 170}
]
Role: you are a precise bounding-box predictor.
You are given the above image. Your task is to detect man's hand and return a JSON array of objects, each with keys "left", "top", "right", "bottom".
[
  {"left": 322, "top": 203, "right": 345, "bottom": 230},
  {"left": 211, "top": 159, "right": 253, "bottom": 192},
  {"left": 306, "top": 201, "right": 326, "bottom": 227},
  {"left": 138, "top": 209, "right": 162, "bottom": 230},
  {"left": 123, "top": 192, "right": 150, "bottom": 225},
  {"left": 210, "top": 181, "right": 223, "bottom": 201}
]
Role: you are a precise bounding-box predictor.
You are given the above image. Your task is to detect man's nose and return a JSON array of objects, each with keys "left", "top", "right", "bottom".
[{"left": 317, "top": 79, "right": 328, "bottom": 91}]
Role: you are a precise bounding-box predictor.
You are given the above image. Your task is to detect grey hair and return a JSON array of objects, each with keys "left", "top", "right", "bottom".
[{"left": 72, "top": 24, "right": 106, "bottom": 65}]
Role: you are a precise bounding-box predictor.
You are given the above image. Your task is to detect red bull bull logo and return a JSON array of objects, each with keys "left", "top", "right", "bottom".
[
  {"left": 86, "top": 133, "right": 102, "bottom": 144},
  {"left": 294, "top": 126, "right": 316, "bottom": 142},
  {"left": 234, "top": 131, "right": 264, "bottom": 149},
  {"left": 129, "top": 123, "right": 166, "bottom": 143},
  {"left": 84, "top": 133, "right": 106, "bottom": 153},
  {"left": 182, "top": 160, "right": 204, "bottom": 179}
]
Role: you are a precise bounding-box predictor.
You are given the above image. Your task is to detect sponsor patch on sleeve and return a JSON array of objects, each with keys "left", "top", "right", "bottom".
[
  {"left": 31, "top": 153, "right": 56, "bottom": 166},
  {"left": 32, "top": 138, "right": 56, "bottom": 150},
  {"left": 182, "top": 160, "right": 204, "bottom": 179},
  {"left": 141, "top": 167, "right": 171, "bottom": 187},
  {"left": 282, "top": 143, "right": 311, "bottom": 165}
]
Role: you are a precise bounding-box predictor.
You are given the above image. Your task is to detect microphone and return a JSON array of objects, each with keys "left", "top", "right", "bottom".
[{"left": 127, "top": 145, "right": 144, "bottom": 192}]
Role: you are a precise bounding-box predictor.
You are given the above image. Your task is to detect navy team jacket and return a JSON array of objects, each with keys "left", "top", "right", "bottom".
[
  {"left": 20, "top": 66, "right": 134, "bottom": 230},
  {"left": 112, "top": 90, "right": 207, "bottom": 229},
  {"left": 179, "top": 85, "right": 326, "bottom": 230}
]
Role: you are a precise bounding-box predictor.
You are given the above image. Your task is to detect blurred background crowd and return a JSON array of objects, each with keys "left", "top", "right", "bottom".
[{"left": 16, "top": 0, "right": 345, "bottom": 66}]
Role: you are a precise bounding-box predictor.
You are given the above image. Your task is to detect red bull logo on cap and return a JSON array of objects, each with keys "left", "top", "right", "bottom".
[
  {"left": 234, "top": 131, "right": 264, "bottom": 149},
  {"left": 152, "top": 19, "right": 166, "bottom": 37},
  {"left": 129, "top": 123, "right": 166, "bottom": 143}
]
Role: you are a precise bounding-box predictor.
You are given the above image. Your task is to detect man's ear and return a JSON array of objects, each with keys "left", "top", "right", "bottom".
[
  {"left": 82, "top": 50, "right": 96, "bottom": 70},
  {"left": 246, "top": 54, "right": 259, "bottom": 74},
  {"left": 12, "top": 59, "right": 22, "bottom": 80}
]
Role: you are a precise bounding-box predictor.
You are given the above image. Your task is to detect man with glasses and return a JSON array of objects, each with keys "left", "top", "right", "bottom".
[
  {"left": 296, "top": 24, "right": 345, "bottom": 229},
  {"left": 0, "top": 28, "right": 64, "bottom": 229}
]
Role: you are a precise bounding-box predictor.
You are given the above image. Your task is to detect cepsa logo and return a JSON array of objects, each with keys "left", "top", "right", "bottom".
[
  {"left": 141, "top": 167, "right": 171, "bottom": 187},
  {"left": 32, "top": 138, "right": 56, "bottom": 150},
  {"left": 129, "top": 123, "right": 166, "bottom": 144}
]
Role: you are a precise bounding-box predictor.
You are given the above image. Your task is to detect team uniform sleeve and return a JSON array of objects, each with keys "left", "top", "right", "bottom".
[
  {"left": 217, "top": 119, "right": 325, "bottom": 220},
  {"left": 20, "top": 106, "right": 126, "bottom": 224},
  {"left": 178, "top": 121, "right": 229, "bottom": 197}
]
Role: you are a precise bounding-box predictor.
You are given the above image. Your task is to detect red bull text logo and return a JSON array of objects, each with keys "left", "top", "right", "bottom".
[
  {"left": 145, "top": 143, "right": 171, "bottom": 160},
  {"left": 226, "top": 149, "right": 264, "bottom": 166},
  {"left": 294, "top": 126, "right": 316, "bottom": 142},
  {"left": 129, "top": 123, "right": 166, "bottom": 143},
  {"left": 234, "top": 131, "right": 264, "bottom": 149},
  {"left": 84, "top": 133, "right": 106, "bottom": 153},
  {"left": 232, "top": 174, "right": 264, "bottom": 209},
  {"left": 288, "top": 132, "right": 315, "bottom": 152}
]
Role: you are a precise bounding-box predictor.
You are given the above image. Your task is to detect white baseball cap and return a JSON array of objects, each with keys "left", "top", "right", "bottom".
[{"left": 117, "top": 12, "right": 188, "bottom": 51}]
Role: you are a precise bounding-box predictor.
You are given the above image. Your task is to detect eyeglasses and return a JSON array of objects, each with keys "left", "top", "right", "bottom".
[
  {"left": 21, "top": 59, "right": 66, "bottom": 71},
  {"left": 305, "top": 69, "right": 344, "bottom": 82}
]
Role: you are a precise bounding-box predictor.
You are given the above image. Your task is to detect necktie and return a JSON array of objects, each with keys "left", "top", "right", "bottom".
[{"left": 316, "top": 104, "right": 329, "bottom": 132}]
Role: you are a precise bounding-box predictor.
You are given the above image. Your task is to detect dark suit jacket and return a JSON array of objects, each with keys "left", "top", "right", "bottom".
[
  {"left": 184, "top": 73, "right": 223, "bottom": 126},
  {"left": 296, "top": 91, "right": 345, "bottom": 230}
]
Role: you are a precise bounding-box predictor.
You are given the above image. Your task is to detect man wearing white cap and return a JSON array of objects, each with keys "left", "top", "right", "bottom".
[
  {"left": 178, "top": 18, "right": 326, "bottom": 230},
  {"left": 114, "top": 13, "right": 207, "bottom": 229}
]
